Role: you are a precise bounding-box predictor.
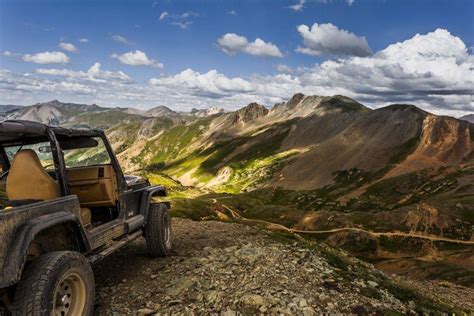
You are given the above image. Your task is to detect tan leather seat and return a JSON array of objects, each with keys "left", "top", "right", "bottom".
[{"left": 6, "top": 149, "right": 59, "bottom": 201}]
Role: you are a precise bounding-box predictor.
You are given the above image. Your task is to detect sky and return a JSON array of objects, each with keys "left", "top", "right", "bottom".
[{"left": 0, "top": 0, "right": 473, "bottom": 117}]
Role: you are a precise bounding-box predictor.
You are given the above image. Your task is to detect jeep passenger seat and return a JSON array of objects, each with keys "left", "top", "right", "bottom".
[{"left": 6, "top": 149, "right": 59, "bottom": 201}]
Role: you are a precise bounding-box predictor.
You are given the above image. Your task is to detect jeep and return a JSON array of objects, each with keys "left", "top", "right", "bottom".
[{"left": 0, "top": 120, "right": 172, "bottom": 315}]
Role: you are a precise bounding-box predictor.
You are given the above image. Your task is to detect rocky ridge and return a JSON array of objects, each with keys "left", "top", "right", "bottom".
[
  {"left": 145, "top": 105, "right": 177, "bottom": 117},
  {"left": 461, "top": 114, "right": 474, "bottom": 123},
  {"left": 227, "top": 102, "right": 269, "bottom": 126},
  {"left": 94, "top": 218, "right": 473, "bottom": 314},
  {"left": 191, "top": 107, "right": 225, "bottom": 117}
]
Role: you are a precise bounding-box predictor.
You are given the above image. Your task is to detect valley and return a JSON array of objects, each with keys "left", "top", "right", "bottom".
[{"left": 2, "top": 94, "right": 473, "bottom": 288}]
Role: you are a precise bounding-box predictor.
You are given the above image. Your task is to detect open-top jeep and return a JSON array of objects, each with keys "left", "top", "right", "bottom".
[{"left": 0, "top": 120, "right": 172, "bottom": 315}]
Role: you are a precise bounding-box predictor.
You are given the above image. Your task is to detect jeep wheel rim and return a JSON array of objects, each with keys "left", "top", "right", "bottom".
[
  {"left": 164, "top": 214, "right": 172, "bottom": 250},
  {"left": 54, "top": 271, "right": 86, "bottom": 316}
]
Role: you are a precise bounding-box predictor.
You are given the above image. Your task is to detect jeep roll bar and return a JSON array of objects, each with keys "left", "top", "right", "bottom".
[{"left": 0, "top": 120, "right": 127, "bottom": 196}]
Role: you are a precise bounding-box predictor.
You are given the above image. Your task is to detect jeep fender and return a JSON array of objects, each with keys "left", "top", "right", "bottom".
[
  {"left": 139, "top": 186, "right": 168, "bottom": 224},
  {"left": 1, "top": 211, "right": 89, "bottom": 287}
]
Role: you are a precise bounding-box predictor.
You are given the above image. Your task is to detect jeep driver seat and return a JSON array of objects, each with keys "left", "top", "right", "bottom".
[
  {"left": 6, "top": 149, "right": 59, "bottom": 201},
  {"left": 6, "top": 149, "right": 92, "bottom": 226}
]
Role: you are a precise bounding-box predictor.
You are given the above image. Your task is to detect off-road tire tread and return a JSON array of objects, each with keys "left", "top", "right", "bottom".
[
  {"left": 11, "top": 251, "right": 94, "bottom": 316},
  {"left": 145, "top": 203, "right": 172, "bottom": 257}
]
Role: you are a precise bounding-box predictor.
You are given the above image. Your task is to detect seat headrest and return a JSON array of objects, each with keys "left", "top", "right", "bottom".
[
  {"left": 11, "top": 149, "right": 44, "bottom": 169},
  {"left": 6, "top": 149, "right": 59, "bottom": 201}
]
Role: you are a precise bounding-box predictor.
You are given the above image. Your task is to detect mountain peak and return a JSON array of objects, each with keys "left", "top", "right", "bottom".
[
  {"left": 244, "top": 102, "right": 265, "bottom": 109},
  {"left": 460, "top": 114, "right": 474, "bottom": 123},
  {"left": 318, "top": 95, "right": 369, "bottom": 113},
  {"left": 382, "top": 103, "right": 428, "bottom": 114},
  {"left": 269, "top": 94, "right": 368, "bottom": 120},
  {"left": 287, "top": 93, "right": 306, "bottom": 109},
  {"left": 34, "top": 99, "right": 61, "bottom": 107},
  {"left": 145, "top": 105, "right": 176, "bottom": 117},
  {"left": 271, "top": 93, "right": 307, "bottom": 113},
  {"left": 238, "top": 102, "right": 268, "bottom": 116},
  {"left": 227, "top": 102, "right": 269, "bottom": 126}
]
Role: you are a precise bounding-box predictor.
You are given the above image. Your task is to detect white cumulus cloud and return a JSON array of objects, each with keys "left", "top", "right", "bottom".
[
  {"left": 36, "top": 62, "right": 132, "bottom": 83},
  {"left": 111, "top": 50, "right": 164, "bottom": 69},
  {"left": 79, "top": 38, "right": 89, "bottom": 43},
  {"left": 150, "top": 68, "right": 253, "bottom": 97},
  {"left": 296, "top": 22, "right": 372, "bottom": 57},
  {"left": 59, "top": 42, "right": 78, "bottom": 53},
  {"left": 295, "top": 28, "right": 473, "bottom": 113},
  {"left": 22, "top": 51, "right": 70, "bottom": 64},
  {"left": 217, "top": 33, "right": 283, "bottom": 58}
]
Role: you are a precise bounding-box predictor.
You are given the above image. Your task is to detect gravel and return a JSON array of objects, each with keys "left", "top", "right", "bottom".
[{"left": 94, "top": 218, "right": 473, "bottom": 314}]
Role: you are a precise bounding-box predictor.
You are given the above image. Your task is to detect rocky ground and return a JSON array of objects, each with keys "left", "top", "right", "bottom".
[{"left": 94, "top": 218, "right": 474, "bottom": 315}]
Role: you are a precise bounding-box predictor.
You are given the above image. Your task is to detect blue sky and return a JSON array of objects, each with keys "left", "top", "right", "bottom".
[{"left": 0, "top": 0, "right": 473, "bottom": 116}]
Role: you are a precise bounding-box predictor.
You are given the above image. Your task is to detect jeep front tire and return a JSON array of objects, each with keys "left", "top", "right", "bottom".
[
  {"left": 145, "top": 203, "right": 172, "bottom": 257},
  {"left": 12, "top": 251, "right": 95, "bottom": 316}
]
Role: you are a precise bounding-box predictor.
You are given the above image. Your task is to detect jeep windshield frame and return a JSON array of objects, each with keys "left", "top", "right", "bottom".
[{"left": 0, "top": 120, "right": 127, "bottom": 197}]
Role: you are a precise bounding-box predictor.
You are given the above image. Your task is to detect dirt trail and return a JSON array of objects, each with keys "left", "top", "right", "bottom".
[
  {"left": 214, "top": 199, "right": 474, "bottom": 245},
  {"left": 94, "top": 218, "right": 474, "bottom": 314}
]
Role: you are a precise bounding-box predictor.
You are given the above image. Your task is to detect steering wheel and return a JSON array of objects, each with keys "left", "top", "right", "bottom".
[{"left": 0, "top": 145, "right": 23, "bottom": 181}]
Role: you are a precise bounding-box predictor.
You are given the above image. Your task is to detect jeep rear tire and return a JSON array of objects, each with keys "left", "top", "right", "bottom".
[
  {"left": 145, "top": 203, "right": 172, "bottom": 257},
  {"left": 12, "top": 251, "right": 95, "bottom": 316}
]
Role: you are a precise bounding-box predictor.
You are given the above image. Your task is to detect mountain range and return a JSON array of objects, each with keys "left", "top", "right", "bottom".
[
  {"left": 1, "top": 96, "right": 473, "bottom": 286},
  {"left": 461, "top": 114, "right": 474, "bottom": 123},
  {"left": 0, "top": 100, "right": 224, "bottom": 127}
]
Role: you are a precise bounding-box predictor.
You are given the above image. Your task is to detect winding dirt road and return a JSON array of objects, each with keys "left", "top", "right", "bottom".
[{"left": 212, "top": 198, "right": 474, "bottom": 245}]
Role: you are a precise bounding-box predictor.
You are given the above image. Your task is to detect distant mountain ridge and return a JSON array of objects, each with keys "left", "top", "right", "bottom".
[
  {"left": 0, "top": 104, "right": 23, "bottom": 116},
  {"left": 1, "top": 100, "right": 107, "bottom": 126},
  {"left": 461, "top": 114, "right": 474, "bottom": 123},
  {"left": 0, "top": 100, "right": 225, "bottom": 128},
  {"left": 2, "top": 96, "right": 471, "bottom": 185}
]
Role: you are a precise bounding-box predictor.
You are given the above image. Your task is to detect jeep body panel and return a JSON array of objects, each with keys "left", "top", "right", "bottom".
[
  {"left": 138, "top": 186, "right": 167, "bottom": 224},
  {"left": 0, "top": 196, "right": 87, "bottom": 287}
]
